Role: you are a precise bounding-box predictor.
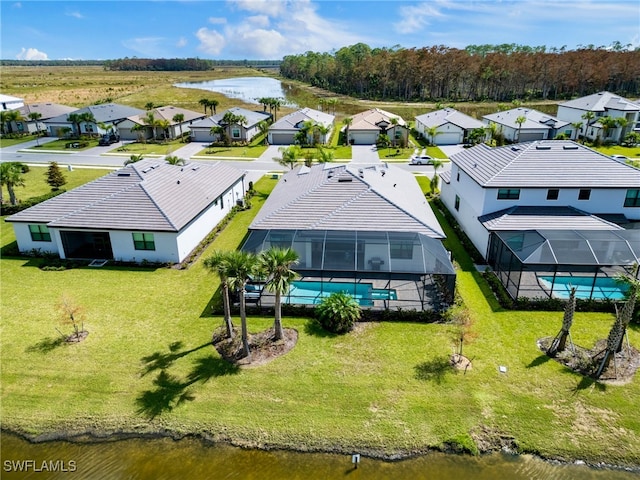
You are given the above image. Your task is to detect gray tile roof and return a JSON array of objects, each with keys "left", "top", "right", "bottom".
[
  {"left": 415, "top": 108, "right": 484, "bottom": 130},
  {"left": 269, "top": 107, "right": 334, "bottom": 130},
  {"left": 450, "top": 140, "right": 640, "bottom": 188},
  {"left": 483, "top": 107, "right": 571, "bottom": 130},
  {"left": 349, "top": 108, "right": 406, "bottom": 130},
  {"left": 479, "top": 206, "right": 623, "bottom": 231},
  {"left": 250, "top": 163, "right": 445, "bottom": 238},
  {"left": 6, "top": 159, "right": 244, "bottom": 232},
  {"left": 17, "top": 103, "right": 76, "bottom": 120},
  {"left": 558, "top": 91, "right": 640, "bottom": 112},
  {"left": 45, "top": 103, "right": 145, "bottom": 123},
  {"left": 128, "top": 106, "right": 205, "bottom": 125},
  {"left": 190, "top": 107, "right": 271, "bottom": 129}
]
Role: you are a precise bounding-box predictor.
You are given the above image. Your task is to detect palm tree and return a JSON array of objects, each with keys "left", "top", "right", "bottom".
[
  {"left": 269, "top": 98, "right": 281, "bottom": 121},
  {"left": 67, "top": 113, "right": 82, "bottom": 138},
  {"left": 131, "top": 122, "right": 147, "bottom": 143},
  {"left": 204, "top": 251, "right": 235, "bottom": 339},
  {"left": 145, "top": 102, "right": 155, "bottom": 111},
  {"left": 124, "top": 154, "right": 144, "bottom": 165},
  {"left": 27, "top": 112, "right": 43, "bottom": 146},
  {"left": 547, "top": 287, "right": 577, "bottom": 356},
  {"left": 599, "top": 116, "right": 618, "bottom": 142},
  {"left": 143, "top": 112, "right": 158, "bottom": 140},
  {"left": 316, "top": 124, "right": 331, "bottom": 145},
  {"left": 226, "top": 251, "right": 259, "bottom": 359},
  {"left": 259, "top": 247, "right": 299, "bottom": 340},
  {"left": 430, "top": 158, "right": 444, "bottom": 193},
  {"left": 316, "top": 146, "right": 334, "bottom": 163},
  {"left": 274, "top": 146, "right": 298, "bottom": 170},
  {"left": 515, "top": 115, "right": 527, "bottom": 142},
  {"left": 165, "top": 155, "right": 186, "bottom": 166},
  {"left": 424, "top": 125, "right": 440, "bottom": 146},
  {"left": 0, "top": 111, "right": 8, "bottom": 135},
  {"left": 208, "top": 99, "right": 219, "bottom": 116},
  {"left": 210, "top": 125, "right": 226, "bottom": 143},
  {"left": 486, "top": 121, "right": 500, "bottom": 145},
  {"left": 3, "top": 110, "right": 23, "bottom": 135},
  {"left": 342, "top": 117, "right": 353, "bottom": 145},
  {"left": 199, "top": 98, "right": 210, "bottom": 115},
  {"left": 156, "top": 119, "right": 170, "bottom": 141},
  {"left": 571, "top": 121, "right": 583, "bottom": 142},
  {"left": 172, "top": 113, "right": 185, "bottom": 142},
  {"left": 78, "top": 112, "right": 97, "bottom": 136},
  {"left": 0, "top": 162, "right": 26, "bottom": 205},
  {"left": 257, "top": 120, "right": 270, "bottom": 145},
  {"left": 615, "top": 117, "right": 629, "bottom": 144},
  {"left": 581, "top": 111, "right": 596, "bottom": 140}
]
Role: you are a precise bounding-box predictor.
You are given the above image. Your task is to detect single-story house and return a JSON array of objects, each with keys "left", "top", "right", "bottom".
[
  {"left": 241, "top": 163, "right": 456, "bottom": 310},
  {"left": 439, "top": 140, "right": 640, "bottom": 300},
  {"left": 267, "top": 107, "right": 334, "bottom": 145},
  {"left": 0, "top": 94, "right": 24, "bottom": 111},
  {"left": 118, "top": 106, "right": 206, "bottom": 141},
  {"left": 5, "top": 159, "right": 246, "bottom": 264},
  {"left": 414, "top": 108, "right": 485, "bottom": 145},
  {"left": 345, "top": 108, "right": 408, "bottom": 146},
  {"left": 11, "top": 103, "right": 77, "bottom": 135},
  {"left": 556, "top": 91, "right": 640, "bottom": 143},
  {"left": 482, "top": 108, "right": 576, "bottom": 142},
  {"left": 44, "top": 103, "right": 145, "bottom": 137},
  {"left": 190, "top": 107, "right": 271, "bottom": 143}
]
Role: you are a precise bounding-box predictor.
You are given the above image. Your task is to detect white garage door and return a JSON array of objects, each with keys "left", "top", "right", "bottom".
[
  {"left": 436, "top": 132, "right": 462, "bottom": 145},
  {"left": 270, "top": 133, "right": 295, "bottom": 145},
  {"left": 519, "top": 132, "right": 545, "bottom": 141},
  {"left": 351, "top": 132, "right": 378, "bottom": 145}
]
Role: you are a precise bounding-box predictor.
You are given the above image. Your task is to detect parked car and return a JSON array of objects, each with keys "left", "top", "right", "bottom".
[
  {"left": 409, "top": 155, "right": 433, "bottom": 165},
  {"left": 611, "top": 154, "right": 628, "bottom": 162},
  {"left": 98, "top": 133, "right": 120, "bottom": 146}
]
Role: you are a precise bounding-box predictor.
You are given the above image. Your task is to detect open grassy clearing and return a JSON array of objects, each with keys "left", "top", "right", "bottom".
[{"left": 1, "top": 174, "right": 639, "bottom": 465}]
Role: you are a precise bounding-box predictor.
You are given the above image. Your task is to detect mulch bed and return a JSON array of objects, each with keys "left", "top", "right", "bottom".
[{"left": 212, "top": 327, "right": 298, "bottom": 367}]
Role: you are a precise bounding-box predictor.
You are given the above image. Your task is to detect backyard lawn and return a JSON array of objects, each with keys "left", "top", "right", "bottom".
[{"left": 0, "top": 176, "right": 639, "bottom": 465}]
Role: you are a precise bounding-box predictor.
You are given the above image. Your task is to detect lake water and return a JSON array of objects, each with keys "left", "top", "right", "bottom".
[
  {"left": 174, "top": 76, "right": 298, "bottom": 107},
  {"left": 2, "top": 432, "right": 638, "bottom": 480}
]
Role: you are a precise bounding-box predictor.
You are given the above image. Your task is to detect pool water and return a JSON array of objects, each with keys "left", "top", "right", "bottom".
[
  {"left": 286, "top": 281, "right": 397, "bottom": 306},
  {"left": 538, "top": 275, "right": 629, "bottom": 300}
]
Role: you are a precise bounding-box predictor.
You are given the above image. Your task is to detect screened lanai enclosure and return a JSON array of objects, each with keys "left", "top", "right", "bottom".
[
  {"left": 487, "top": 229, "right": 640, "bottom": 301},
  {"left": 242, "top": 229, "right": 456, "bottom": 311}
]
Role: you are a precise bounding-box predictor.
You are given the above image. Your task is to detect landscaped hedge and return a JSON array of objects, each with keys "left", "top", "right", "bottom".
[{"left": 0, "top": 190, "right": 65, "bottom": 216}]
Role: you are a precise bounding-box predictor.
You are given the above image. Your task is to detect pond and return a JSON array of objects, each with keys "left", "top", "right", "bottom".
[
  {"left": 2, "top": 432, "right": 637, "bottom": 480},
  {"left": 175, "top": 76, "right": 299, "bottom": 108}
]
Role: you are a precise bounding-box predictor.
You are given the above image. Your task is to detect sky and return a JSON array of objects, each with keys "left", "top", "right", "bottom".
[{"left": 1, "top": 0, "right": 639, "bottom": 61}]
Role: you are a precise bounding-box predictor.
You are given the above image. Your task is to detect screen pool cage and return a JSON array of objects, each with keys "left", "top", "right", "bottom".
[
  {"left": 487, "top": 229, "right": 640, "bottom": 300},
  {"left": 241, "top": 229, "right": 456, "bottom": 311}
]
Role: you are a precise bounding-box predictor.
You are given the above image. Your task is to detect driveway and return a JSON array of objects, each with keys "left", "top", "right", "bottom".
[
  {"left": 438, "top": 144, "right": 466, "bottom": 158},
  {"left": 351, "top": 145, "right": 380, "bottom": 164}
]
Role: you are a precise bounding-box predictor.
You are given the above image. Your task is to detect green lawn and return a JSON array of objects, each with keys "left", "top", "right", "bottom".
[
  {"left": 0, "top": 134, "right": 41, "bottom": 148},
  {"left": 32, "top": 138, "right": 101, "bottom": 151},
  {"left": 593, "top": 144, "right": 640, "bottom": 159},
  {"left": 195, "top": 144, "right": 269, "bottom": 159},
  {"left": 1, "top": 176, "right": 639, "bottom": 465},
  {"left": 1, "top": 165, "right": 114, "bottom": 205},
  {"left": 110, "top": 139, "right": 186, "bottom": 156}
]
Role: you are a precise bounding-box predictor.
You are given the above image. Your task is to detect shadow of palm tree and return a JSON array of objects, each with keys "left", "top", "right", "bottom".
[
  {"left": 572, "top": 375, "right": 607, "bottom": 394},
  {"left": 186, "top": 355, "right": 240, "bottom": 385},
  {"left": 526, "top": 354, "right": 551, "bottom": 369},
  {"left": 414, "top": 356, "right": 456, "bottom": 384},
  {"left": 140, "top": 341, "right": 211, "bottom": 376},
  {"left": 135, "top": 370, "right": 195, "bottom": 419},
  {"left": 25, "top": 336, "right": 65, "bottom": 353}
]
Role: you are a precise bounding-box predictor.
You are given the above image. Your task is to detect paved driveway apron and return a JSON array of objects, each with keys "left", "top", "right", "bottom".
[{"left": 351, "top": 145, "right": 381, "bottom": 164}]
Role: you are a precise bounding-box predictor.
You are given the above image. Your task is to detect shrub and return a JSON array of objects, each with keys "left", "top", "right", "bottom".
[{"left": 315, "top": 292, "right": 361, "bottom": 334}]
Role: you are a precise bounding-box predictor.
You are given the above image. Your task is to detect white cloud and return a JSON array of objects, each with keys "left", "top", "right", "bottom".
[
  {"left": 208, "top": 17, "right": 227, "bottom": 25},
  {"left": 13, "top": 2, "right": 21, "bottom": 8},
  {"left": 228, "top": 0, "right": 287, "bottom": 17},
  {"left": 66, "top": 11, "right": 84, "bottom": 19},
  {"left": 195, "top": 28, "right": 226, "bottom": 55},
  {"left": 247, "top": 15, "right": 270, "bottom": 28},
  {"left": 228, "top": 28, "right": 287, "bottom": 58},
  {"left": 392, "top": 2, "right": 444, "bottom": 34},
  {"left": 122, "top": 37, "right": 166, "bottom": 57},
  {"left": 176, "top": 37, "right": 188, "bottom": 48},
  {"left": 16, "top": 47, "right": 48, "bottom": 60}
]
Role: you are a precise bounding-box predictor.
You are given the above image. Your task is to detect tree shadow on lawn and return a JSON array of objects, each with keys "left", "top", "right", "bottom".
[
  {"left": 414, "top": 356, "right": 458, "bottom": 384},
  {"left": 25, "top": 335, "right": 66, "bottom": 354},
  {"left": 136, "top": 354, "right": 240, "bottom": 419},
  {"left": 140, "top": 341, "right": 211, "bottom": 376},
  {"left": 526, "top": 354, "right": 551, "bottom": 369}
]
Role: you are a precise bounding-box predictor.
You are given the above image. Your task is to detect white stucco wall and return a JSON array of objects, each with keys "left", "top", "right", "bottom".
[{"left": 11, "top": 223, "right": 59, "bottom": 255}]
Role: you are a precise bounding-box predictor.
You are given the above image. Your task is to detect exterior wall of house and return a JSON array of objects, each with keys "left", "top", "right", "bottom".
[
  {"left": 557, "top": 106, "right": 639, "bottom": 142},
  {"left": 190, "top": 127, "right": 217, "bottom": 143},
  {"left": 175, "top": 179, "right": 245, "bottom": 262},
  {"left": 108, "top": 230, "right": 179, "bottom": 263},
  {"left": 11, "top": 223, "right": 59, "bottom": 255}
]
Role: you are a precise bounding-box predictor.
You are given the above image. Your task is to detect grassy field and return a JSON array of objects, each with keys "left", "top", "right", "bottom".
[{"left": 1, "top": 174, "right": 639, "bottom": 466}]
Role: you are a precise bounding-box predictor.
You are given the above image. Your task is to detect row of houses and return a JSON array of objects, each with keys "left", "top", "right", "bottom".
[{"left": 6, "top": 90, "right": 638, "bottom": 147}]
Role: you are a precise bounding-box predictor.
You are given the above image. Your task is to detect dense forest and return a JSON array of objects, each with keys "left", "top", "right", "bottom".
[
  {"left": 0, "top": 58, "right": 282, "bottom": 70},
  {"left": 280, "top": 43, "right": 640, "bottom": 102}
]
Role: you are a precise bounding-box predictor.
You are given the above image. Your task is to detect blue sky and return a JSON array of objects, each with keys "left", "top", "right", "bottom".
[{"left": 1, "top": 0, "right": 639, "bottom": 60}]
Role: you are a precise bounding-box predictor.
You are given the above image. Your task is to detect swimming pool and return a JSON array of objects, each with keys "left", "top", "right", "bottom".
[
  {"left": 538, "top": 275, "right": 629, "bottom": 300},
  {"left": 286, "top": 281, "right": 397, "bottom": 306}
]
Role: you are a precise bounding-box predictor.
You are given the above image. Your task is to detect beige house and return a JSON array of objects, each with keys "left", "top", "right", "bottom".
[
  {"left": 118, "top": 106, "right": 206, "bottom": 141},
  {"left": 345, "top": 108, "right": 408, "bottom": 146}
]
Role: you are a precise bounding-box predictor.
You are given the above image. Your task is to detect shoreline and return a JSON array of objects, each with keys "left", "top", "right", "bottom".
[{"left": 3, "top": 424, "right": 639, "bottom": 475}]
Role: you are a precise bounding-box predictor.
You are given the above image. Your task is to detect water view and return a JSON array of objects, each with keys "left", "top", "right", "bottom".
[
  {"left": 175, "top": 76, "right": 298, "bottom": 107},
  {"left": 2, "top": 433, "right": 638, "bottom": 480}
]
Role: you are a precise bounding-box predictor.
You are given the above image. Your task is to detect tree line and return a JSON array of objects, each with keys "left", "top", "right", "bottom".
[
  {"left": 103, "top": 58, "right": 282, "bottom": 71},
  {"left": 280, "top": 43, "right": 640, "bottom": 102}
]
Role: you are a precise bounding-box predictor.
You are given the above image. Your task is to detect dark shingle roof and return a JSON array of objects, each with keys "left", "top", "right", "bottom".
[
  {"left": 479, "top": 206, "right": 623, "bottom": 231},
  {"left": 451, "top": 140, "right": 640, "bottom": 188},
  {"left": 6, "top": 159, "right": 244, "bottom": 232}
]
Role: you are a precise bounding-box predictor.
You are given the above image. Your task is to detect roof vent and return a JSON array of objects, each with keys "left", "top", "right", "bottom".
[
  {"left": 338, "top": 176, "right": 353, "bottom": 183},
  {"left": 192, "top": 165, "right": 200, "bottom": 171},
  {"left": 536, "top": 145, "right": 551, "bottom": 150},
  {"left": 117, "top": 172, "right": 131, "bottom": 177},
  {"left": 142, "top": 168, "right": 152, "bottom": 173},
  {"left": 563, "top": 145, "right": 579, "bottom": 150},
  {"left": 511, "top": 146, "right": 519, "bottom": 151}
]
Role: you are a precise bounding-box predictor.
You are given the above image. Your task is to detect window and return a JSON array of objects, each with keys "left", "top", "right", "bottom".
[
  {"left": 547, "top": 189, "right": 559, "bottom": 200},
  {"left": 29, "top": 224, "right": 51, "bottom": 242},
  {"left": 578, "top": 189, "right": 591, "bottom": 200},
  {"left": 454, "top": 195, "right": 460, "bottom": 211},
  {"left": 390, "top": 241, "right": 413, "bottom": 259},
  {"left": 456, "top": 171, "right": 460, "bottom": 182},
  {"left": 132, "top": 232, "right": 155, "bottom": 250},
  {"left": 394, "top": 129, "right": 402, "bottom": 140},
  {"left": 625, "top": 189, "right": 640, "bottom": 207},
  {"left": 497, "top": 189, "right": 520, "bottom": 200},
  {"left": 231, "top": 128, "right": 241, "bottom": 139}
]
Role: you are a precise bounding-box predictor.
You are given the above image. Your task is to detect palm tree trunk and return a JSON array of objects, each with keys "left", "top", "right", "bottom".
[
  {"left": 222, "top": 283, "right": 234, "bottom": 339},
  {"left": 274, "top": 290, "right": 284, "bottom": 340},
  {"left": 240, "top": 288, "right": 251, "bottom": 359},
  {"left": 7, "top": 184, "right": 17, "bottom": 205}
]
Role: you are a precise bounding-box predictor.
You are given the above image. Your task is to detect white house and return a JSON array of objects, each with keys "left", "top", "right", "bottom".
[
  {"left": 0, "top": 94, "right": 24, "bottom": 111},
  {"left": 44, "top": 103, "right": 145, "bottom": 137},
  {"left": 482, "top": 108, "right": 576, "bottom": 142},
  {"left": 12, "top": 103, "right": 77, "bottom": 135},
  {"left": 415, "top": 108, "right": 485, "bottom": 145},
  {"left": 556, "top": 91, "right": 640, "bottom": 143},
  {"left": 5, "top": 159, "right": 246, "bottom": 264},
  {"left": 118, "top": 106, "right": 206, "bottom": 141},
  {"left": 345, "top": 108, "right": 407, "bottom": 146},
  {"left": 190, "top": 107, "right": 271, "bottom": 143},
  {"left": 267, "top": 107, "right": 334, "bottom": 145}
]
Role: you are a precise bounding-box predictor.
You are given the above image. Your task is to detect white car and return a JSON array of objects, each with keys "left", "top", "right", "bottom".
[
  {"left": 409, "top": 155, "right": 433, "bottom": 165},
  {"left": 611, "top": 154, "right": 628, "bottom": 162}
]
